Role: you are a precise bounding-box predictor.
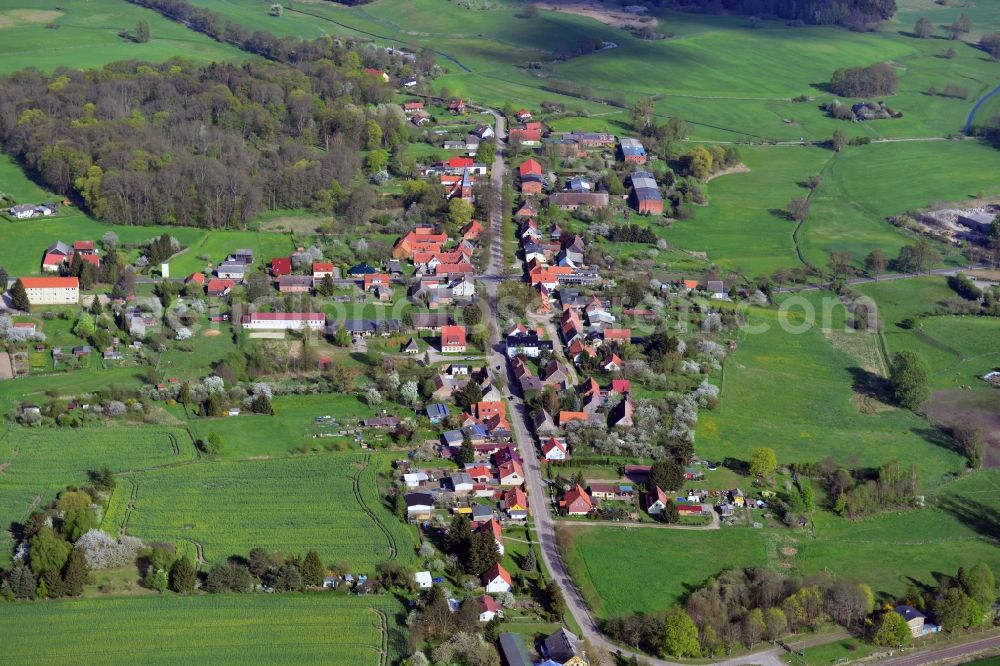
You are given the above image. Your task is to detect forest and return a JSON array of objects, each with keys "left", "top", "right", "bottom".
[
  {"left": 655, "top": 0, "right": 896, "bottom": 26},
  {"left": 0, "top": 33, "right": 425, "bottom": 228}
]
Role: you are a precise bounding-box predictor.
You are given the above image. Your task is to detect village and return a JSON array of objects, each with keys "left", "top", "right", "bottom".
[{"left": 1, "top": 74, "right": 995, "bottom": 666}]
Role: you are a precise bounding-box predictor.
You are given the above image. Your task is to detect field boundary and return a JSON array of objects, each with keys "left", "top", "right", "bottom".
[{"left": 352, "top": 455, "right": 398, "bottom": 561}]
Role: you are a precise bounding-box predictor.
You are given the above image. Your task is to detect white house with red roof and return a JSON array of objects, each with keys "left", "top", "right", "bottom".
[
  {"left": 476, "top": 595, "right": 503, "bottom": 622},
  {"left": 541, "top": 437, "right": 567, "bottom": 461},
  {"left": 481, "top": 563, "right": 513, "bottom": 594}
]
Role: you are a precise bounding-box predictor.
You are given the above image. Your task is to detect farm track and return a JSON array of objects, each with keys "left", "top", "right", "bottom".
[
  {"left": 352, "top": 455, "right": 398, "bottom": 561},
  {"left": 369, "top": 607, "right": 390, "bottom": 666}
]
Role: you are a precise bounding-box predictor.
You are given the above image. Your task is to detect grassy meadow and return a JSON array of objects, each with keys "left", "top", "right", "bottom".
[
  {"left": 696, "top": 291, "right": 965, "bottom": 482},
  {"left": 0, "top": 0, "right": 246, "bottom": 75},
  {"left": 122, "top": 453, "right": 415, "bottom": 568},
  {"left": 0, "top": 593, "right": 406, "bottom": 665}
]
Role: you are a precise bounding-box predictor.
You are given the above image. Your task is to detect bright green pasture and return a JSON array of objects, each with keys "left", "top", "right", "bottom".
[
  {"left": 563, "top": 526, "right": 771, "bottom": 618},
  {"left": 168, "top": 229, "right": 296, "bottom": 276},
  {"left": 664, "top": 145, "right": 831, "bottom": 276},
  {"left": 800, "top": 140, "right": 1000, "bottom": 269},
  {"left": 0, "top": 0, "right": 246, "bottom": 74},
  {"left": 662, "top": 139, "right": 1000, "bottom": 279},
  {"left": 857, "top": 277, "right": 1000, "bottom": 389},
  {"left": 566, "top": 469, "right": 1000, "bottom": 619},
  {"left": 696, "top": 293, "right": 965, "bottom": 481},
  {"left": 123, "top": 453, "right": 416, "bottom": 567},
  {"left": 0, "top": 594, "right": 405, "bottom": 665}
]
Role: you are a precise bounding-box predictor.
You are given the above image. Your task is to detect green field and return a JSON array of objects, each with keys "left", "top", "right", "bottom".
[
  {"left": 565, "top": 470, "right": 1000, "bottom": 619},
  {"left": 856, "top": 277, "right": 1000, "bottom": 390},
  {"left": 0, "top": 0, "right": 246, "bottom": 75},
  {"left": 122, "top": 453, "right": 415, "bottom": 568},
  {"left": 0, "top": 426, "right": 195, "bottom": 564},
  {"left": 697, "top": 292, "right": 965, "bottom": 481},
  {"left": 0, "top": 593, "right": 405, "bottom": 665}
]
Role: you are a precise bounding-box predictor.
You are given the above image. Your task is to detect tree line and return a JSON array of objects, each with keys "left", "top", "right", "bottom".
[
  {"left": 604, "top": 560, "right": 997, "bottom": 658},
  {"left": 649, "top": 0, "right": 895, "bottom": 27}
]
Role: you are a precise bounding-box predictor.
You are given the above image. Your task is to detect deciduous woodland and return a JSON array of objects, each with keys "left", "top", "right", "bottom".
[
  {"left": 0, "top": 44, "right": 422, "bottom": 228},
  {"left": 656, "top": 0, "right": 896, "bottom": 26}
]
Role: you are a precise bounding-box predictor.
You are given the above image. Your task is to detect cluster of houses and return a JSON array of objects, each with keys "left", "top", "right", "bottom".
[
  {"left": 41, "top": 240, "right": 100, "bottom": 273},
  {"left": 511, "top": 129, "right": 659, "bottom": 215},
  {"left": 7, "top": 202, "right": 59, "bottom": 220},
  {"left": 555, "top": 464, "right": 735, "bottom": 520}
]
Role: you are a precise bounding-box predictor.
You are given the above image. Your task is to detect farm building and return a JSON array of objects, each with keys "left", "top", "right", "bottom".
[
  {"left": 206, "top": 278, "right": 236, "bottom": 297},
  {"left": 619, "top": 137, "right": 647, "bottom": 164},
  {"left": 276, "top": 275, "right": 313, "bottom": 293},
  {"left": 241, "top": 312, "right": 325, "bottom": 331},
  {"left": 630, "top": 171, "right": 663, "bottom": 214},
  {"left": 519, "top": 159, "right": 544, "bottom": 195},
  {"left": 270, "top": 257, "right": 292, "bottom": 276},
  {"left": 548, "top": 192, "right": 609, "bottom": 211}
]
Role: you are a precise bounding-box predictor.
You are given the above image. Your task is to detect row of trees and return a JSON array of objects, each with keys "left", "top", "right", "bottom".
[{"left": 656, "top": 0, "right": 896, "bottom": 26}]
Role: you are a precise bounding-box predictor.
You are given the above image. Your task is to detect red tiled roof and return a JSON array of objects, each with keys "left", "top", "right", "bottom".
[
  {"left": 20, "top": 277, "right": 78, "bottom": 288},
  {"left": 481, "top": 563, "right": 512, "bottom": 585}
]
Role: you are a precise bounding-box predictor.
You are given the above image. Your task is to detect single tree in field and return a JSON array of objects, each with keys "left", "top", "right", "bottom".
[
  {"left": 10, "top": 278, "right": 30, "bottom": 312},
  {"left": 948, "top": 13, "right": 972, "bottom": 40},
  {"left": 787, "top": 197, "right": 811, "bottom": 222},
  {"left": 952, "top": 426, "right": 984, "bottom": 469},
  {"left": 749, "top": 447, "right": 777, "bottom": 480},
  {"left": 913, "top": 17, "right": 934, "bottom": 38},
  {"left": 301, "top": 550, "right": 325, "bottom": 586},
  {"left": 831, "top": 129, "right": 849, "bottom": 152},
  {"left": 663, "top": 607, "right": 700, "bottom": 657},
  {"left": 806, "top": 174, "right": 822, "bottom": 191},
  {"left": 135, "top": 20, "right": 150, "bottom": 43},
  {"left": 630, "top": 97, "right": 655, "bottom": 132},
  {"left": 169, "top": 556, "right": 197, "bottom": 593},
  {"left": 827, "top": 251, "right": 853, "bottom": 279},
  {"left": 889, "top": 351, "right": 929, "bottom": 410},
  {"left": 874, "top": 610, "right": 911, "bottom": 647},
  {"left": 865, "top": 248, "right": 888, "bottom": 280}
]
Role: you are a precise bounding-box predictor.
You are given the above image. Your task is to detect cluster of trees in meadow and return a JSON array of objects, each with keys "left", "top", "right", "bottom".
[
  {"left": 653, "top": 0, "right": 895, "bottom": 26},
  {"left": 828, "top": 62, "right": 899, "bottom": 98},
  {"left": 1, "top": 475, "right": 115, "bottom": 600},
  {"left": 792, "top": 457, "right": 920, "bottom": 519},
  {"left": 605, "top": 561, "right": 997, "bottom": 658},
  {"left": 0, "top": 37, "right": 415, "bottom": 228},
  {"left": 604, "top": 568, "right": 878, "bottom": 657}
]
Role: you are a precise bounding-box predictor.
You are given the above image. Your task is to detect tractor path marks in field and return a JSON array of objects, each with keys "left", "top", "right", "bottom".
[{"left": 352, "top": 455, "right": 398, "bottom": 561}]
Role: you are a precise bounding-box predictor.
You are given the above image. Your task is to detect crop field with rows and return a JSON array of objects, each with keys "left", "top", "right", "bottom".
[
  {"left": 121, "top": 454, "right": 415, "bottom": 568},
  {"left": 0, "top": 593, "right": 406, "bottom": 665},
  {"left": 0, "top": 426, "right": 195, "bottom": 566}
]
